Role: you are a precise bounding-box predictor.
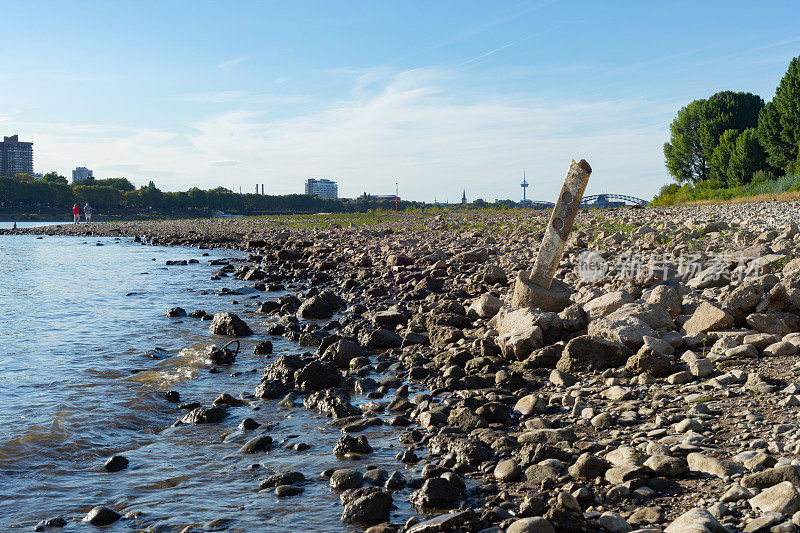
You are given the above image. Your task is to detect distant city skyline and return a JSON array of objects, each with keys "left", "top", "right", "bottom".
[{"left": 1, "top": 1, "right": 799, "bottom": 202}]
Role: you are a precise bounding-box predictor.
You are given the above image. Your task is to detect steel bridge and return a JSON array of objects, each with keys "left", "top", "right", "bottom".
[{"left": 580, "top": 193, "right": 648, "bottom": 207}]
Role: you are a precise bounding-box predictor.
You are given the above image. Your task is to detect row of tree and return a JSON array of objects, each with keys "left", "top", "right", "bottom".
[
  {"left": 0, "top": 175, "right": 438, "bottom": 212},
  {"left": 664, "top": 55, "right": 800, "bottom": 187}
]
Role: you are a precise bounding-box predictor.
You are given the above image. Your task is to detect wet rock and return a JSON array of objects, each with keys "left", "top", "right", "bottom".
[
  {"left": 164, "top": 390, "right": 180, "bottom": 403},
  {"left": 294, "top": 360, "right": 341, "bottom": 391},
  {"left": 84, "top": 506, "right": 121, "bottom": 526},
  {"left": 165, "top": 307, "right": 187, "bottom": 317},
  {"left": 34, "top": 516, "right": 67, "bottom": 531},
  {"left": 208, "top": 343, "right": 238, "bottom": 364},
  {"left": 103, "top": 455, "right": 129, "bottom": 472},
  {"left": 334, "top": 435, "right": 373, "bottom": 456},
  {"left": 410, "top": 477, "right": 462, "bottom": 509},
  {"left": 239, "top": 417, "right": 260, "bottom": 430},
  {"left": 240, "top": 434, "right": 273, "bottom": 453},
  {"left": 260, "top": 471, "right": 305, "bottom": 488},
  {"left": 180, "top": 406, "right": 227, "bottom": 424},
  {"left": 253, "top": 341, "right": 273, "bottom": 355},
  {"left": 341, "top": 487, "right": 393, "bottom": 525},
  {"left": 330, "top": 469, "right": 363, "bottom": 490},
  {"left": 209, "top": 312, "right": 253, "bottom": 336},
  {"left": 254, "top": 379, "right": 287, "bottom": 400},
  {"left": 275, "top": 485, "right": 304, "bottom": 497},
  {"left": 385, "top": 470, "right": 406, "bottom": 490},
  {"left": 304, "top": 388, "right": 359, "bottom": 418},
  {"left": 214, "top": 393, "right": 244, "bottom": 407}
]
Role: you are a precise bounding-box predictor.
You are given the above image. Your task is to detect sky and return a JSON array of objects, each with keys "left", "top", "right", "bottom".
[{"left": 1, "top": 1, "right": 799, "bottom": 202}]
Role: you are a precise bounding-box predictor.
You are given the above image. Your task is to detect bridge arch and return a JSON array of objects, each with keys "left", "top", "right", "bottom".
[{"left": 580, "top": 193, "right": 648, "bottom": 207}]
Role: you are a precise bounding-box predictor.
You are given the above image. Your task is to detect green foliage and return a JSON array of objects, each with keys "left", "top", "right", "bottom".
[
  {"left": 41, "top": 171, "right": 68, "bottom": 184},
  {"left": 652, "top": 172, "right": 800, "bottom": 205},
  {"left": 664, "top": 91, "right": 764, "bottom": 184},
  {"left": 758, "top": 56, "right": 800, "bottom": 174},
  {"left": 728, "top": 128, "right": 768, "bottom": 186},
  {"left": 73, "top": 185, "right": 122, "bottom": 208},
  {"left": 93, "top": 177, "right": 135, "bottom": 191},
  {"left": 709, "top": 129, "right": 739, "bottom": 183}
]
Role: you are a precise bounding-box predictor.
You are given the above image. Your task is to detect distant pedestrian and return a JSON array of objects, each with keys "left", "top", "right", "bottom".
[
  {"left": 84, "top": 203, "right": 93, "bottom": 223},
  {"left": 72, "top": 204, "right": 81, "bottom": 223}
]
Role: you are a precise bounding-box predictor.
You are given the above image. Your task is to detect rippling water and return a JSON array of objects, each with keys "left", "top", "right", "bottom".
[{"left": 0, "top": 231, "right": 416, "bottom": 531}]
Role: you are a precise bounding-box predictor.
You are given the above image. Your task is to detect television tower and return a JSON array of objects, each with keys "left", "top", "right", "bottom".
[{"left": 521, "top": 169, "right": 529, "bottom": 202}]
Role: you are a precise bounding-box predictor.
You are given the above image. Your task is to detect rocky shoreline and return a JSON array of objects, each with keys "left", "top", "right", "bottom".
[{"left": 16, "top": 201, "right": 800, "bottom": 533}]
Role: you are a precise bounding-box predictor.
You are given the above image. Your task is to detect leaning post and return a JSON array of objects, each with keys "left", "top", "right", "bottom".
[{"left": 512, "top": 159, "right": 592, "bottom": 312}]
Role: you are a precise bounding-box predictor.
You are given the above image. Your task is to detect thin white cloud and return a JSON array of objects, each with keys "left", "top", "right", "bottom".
[
  {"left": 22, "top": 68, "right": 671, "bottom": 200},
  {"left": 218, "top": 55, "right": 252, "bottom": 69},
  {"left": 458, "top": 27, "right": 561, "bottom": 66}
]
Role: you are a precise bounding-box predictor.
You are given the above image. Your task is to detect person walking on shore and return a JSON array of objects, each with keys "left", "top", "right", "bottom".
[
  {"left": 84, "top": 203, "right": 93, "bottom": 223},
  {"left": 72, "top": 204, "right": 81, "bottom": 223}
]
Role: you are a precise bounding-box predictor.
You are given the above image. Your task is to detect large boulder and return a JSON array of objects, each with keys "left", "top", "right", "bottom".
[
  {"left": 297, "top": 295, "right": 333, "bottom": 319},
  {"left": 322, "top": 339, "right": 362, "bottom": 368},
  {"left": 341, "top": 487, "right": 393, "bottom": 525},
  {"left": 410, "top": 477, "right": 462, "bottom": 509},
  {"left": 209, "top": 312, "right": 253, "bottom": 336},
  {"left": 294, "top": 361, "right": 341, "bottom": 391},
  {"left": 468, "top": 293, "right": 503, "bottom": 319},
  {"left": 556, "top": 335, "right": 630, "bottom": 373},
  {"left": 683, "top": 302, "right": 734, "bottom": 334},
  {"left": 748, "top": 481, "right": 800, "bottom": 516},
  {"left": 584, "top": 291, "right": 631, "bottom": 320},
  {"left": 664, "top": 508, "right": 728, "bottom": 533}
]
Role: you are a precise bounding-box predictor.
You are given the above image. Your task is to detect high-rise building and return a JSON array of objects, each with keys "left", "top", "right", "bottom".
[
  {"left": 72, "top": 167, "right": 94, "bottom": 184},
  {"left": 305, "top": 178, "right": 338, "bottom": 199},
  {"left": 0, "top": 135, "right": 34, "bottom": 176}
]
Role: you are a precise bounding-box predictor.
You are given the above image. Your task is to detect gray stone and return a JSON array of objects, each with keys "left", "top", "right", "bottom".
[
  {"left": 683, "top": 302, "right": 734, "bottom": 334},
  {"left": 749, "top": 481, "right": 800, "bottom": 516},
  {"left": 556, "top": 335, "right": 630, "bottom": 373},
  {"left": 664, "top": 508, "right": 728, "bottom": 533},
  {"left": 209, "top": 312, "right": 253, "bottom": 336},
  {"left": 506, "top": 517, "right": 555, "bottom": 533}
]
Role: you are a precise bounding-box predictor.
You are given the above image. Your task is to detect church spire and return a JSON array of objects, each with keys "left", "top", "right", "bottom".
[{"left": 461, "top": 189, "right": 467, "bottom": 204}]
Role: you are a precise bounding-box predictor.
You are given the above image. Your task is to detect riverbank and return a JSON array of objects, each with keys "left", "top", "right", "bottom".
[{"left": 9, "top": 201, "right": 800, "bottom": 532}]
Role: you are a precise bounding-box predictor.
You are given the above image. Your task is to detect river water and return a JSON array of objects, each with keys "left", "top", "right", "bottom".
[{"left": 0, "top": 229, "right": 417, "bottom": 531}]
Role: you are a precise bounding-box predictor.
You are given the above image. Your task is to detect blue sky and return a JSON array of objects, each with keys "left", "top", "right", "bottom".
[{"left": 1, "top": 1, "right": 799, "bottom": 202}]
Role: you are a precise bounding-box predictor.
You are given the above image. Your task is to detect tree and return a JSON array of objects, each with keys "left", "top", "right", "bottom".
[
  {"left": 94, "top": 177, "right": 135, "bottom": 191},
  {"left": 728, "top": 128, "right": 769, "bottom": 186},
  {"left": 41, "top": 171, "right": 68, "bottom": 184},
  {"left": 758, "top": 56, "right": 800, "bottom": 174},
  {"left": 664, "top": 91, "right": 764, "bottom": 183},
  {"left": 709, "top": 129, "right": 739, "bottom": 184}
]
